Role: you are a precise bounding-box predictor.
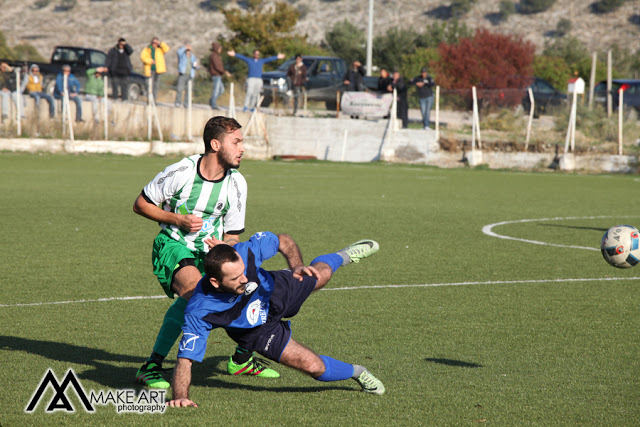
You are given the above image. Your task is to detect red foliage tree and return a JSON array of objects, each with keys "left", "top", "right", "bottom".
[{"left": 433, "top": 28, "right": 535, "bottom": 108}]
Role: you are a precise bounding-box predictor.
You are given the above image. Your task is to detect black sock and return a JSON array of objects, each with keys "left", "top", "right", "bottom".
[
  {"left": 147, "top": 351, "right": 165, "bottom": 366},
  {"left": 231, "top": 346, "right": 252, "bottom": 364}
]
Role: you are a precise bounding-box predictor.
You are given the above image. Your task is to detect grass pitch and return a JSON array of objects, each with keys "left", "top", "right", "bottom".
[{"left": 0, "top": 153, "right": 638, "bottom": 426}]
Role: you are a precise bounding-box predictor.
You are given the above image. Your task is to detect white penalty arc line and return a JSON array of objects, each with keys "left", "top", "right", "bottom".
[
  {"left": 1, "top": 277, "right": 638, "bottom": 308},
  {"left": 481, "top": 215, "right": 640, "bottom": 251}
]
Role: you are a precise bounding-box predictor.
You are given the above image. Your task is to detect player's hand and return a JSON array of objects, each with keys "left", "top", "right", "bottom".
[
  {"left": 177, "top": 214, "right": 203, "bottom": 233},
  {"left": 203, "top": 235, "right": 225, "bottom": 249},
  {"left": 227, "top": 49, "right": 235, "bottom": 57},
  {"left": 166, "top": 399, "right": 198, "bottom": 408},
  {"left": 292, "top": 265, "right": 320, "bottom": 281},
  {"left": 277, "top": 53, "right": 286, "bottom": 60}
]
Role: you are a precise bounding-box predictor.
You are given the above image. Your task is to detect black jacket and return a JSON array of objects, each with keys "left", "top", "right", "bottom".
[{"left": 105, "top": 44, "right": 133, "bottom": 77}]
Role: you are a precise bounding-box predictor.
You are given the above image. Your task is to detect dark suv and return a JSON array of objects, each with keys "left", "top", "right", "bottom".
[
  {"left": 594, "top": 79, "right": 640, "bottom": 112},
  {"left": 261, "top": 56, "right": 347, "bottom": 109}
]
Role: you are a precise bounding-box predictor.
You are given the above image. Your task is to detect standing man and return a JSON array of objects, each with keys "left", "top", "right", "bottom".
[
  {"left": 167, "top": 232, "right": 384, "bottom": 408},
  {"left": 390, "top": 70, "right": 408, "bottom": 129},
  {"left": 208, "top": 42, "right": 230, "bottom": 110},
  {"left": 286, "top": 54, "right": 307, "bottom": 116},
  {"left": 133, "top": 116, "right": 279, "bottom": 389},
  {"left": 54, "top": 64, "right": 83, "bottom": 123},
  {"left": 105, "top": 38, "right": 133, "bottom": 101},
  {"left": 84, "top": 67, "right": 109, "bottom": 123},
  {"left": 141, "top": 37, "right": 170, "bottom": 102},
  {"left": 411, "top": 67, "right": 436, "bottom": 129},
  {"left": 227, "top": 48, "right": 285, "bottom": 112},
  {"left": 343, "top": 60, "right": 365, "bottom": 92},
  {"left": 175, "top": 43, "right": 198, "bottom": 108}
]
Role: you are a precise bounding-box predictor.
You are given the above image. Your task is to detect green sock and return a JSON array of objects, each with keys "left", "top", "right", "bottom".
[{"left": 152, "top": 296, "right": 188, "bottom": 358}]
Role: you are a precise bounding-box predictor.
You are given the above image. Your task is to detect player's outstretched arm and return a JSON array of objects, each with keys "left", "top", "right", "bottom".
[
  {"left": 167, "top": 358, "right": 198, "bottom": 408},
  {"left": 276, "top": 234, "right": 321, "bottom": 281}
]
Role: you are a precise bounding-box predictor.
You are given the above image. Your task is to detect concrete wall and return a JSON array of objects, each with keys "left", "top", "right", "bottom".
[{"left": 1, "top": 101, "right": 637, "bottom": 173}]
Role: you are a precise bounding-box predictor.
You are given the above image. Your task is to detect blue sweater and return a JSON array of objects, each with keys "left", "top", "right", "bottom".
[
  {"left": 54, "top": 72, "right": 81, "bottom": 98},
  {"left": 234, "top": 54, "right": 279, "bottom": 78}
]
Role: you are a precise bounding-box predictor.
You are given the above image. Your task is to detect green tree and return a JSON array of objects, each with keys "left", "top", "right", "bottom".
[
  {"left": 542, "top": 36, "right": 589, "bottom": 70},
  {"left": 532, "top": 55, "right": 571, "bottom": 90},
  {"left": 373, "top": 28, "right": 419, "bottom": 71},
  {"left": 499, "top": 1, "right": 516, "bottom": 20},
  {"left": 223, "top": 0, "right": 307, "bottom": 56},
  {"left": 417, "top": 20, "right": 472, "bottom": 48},
  {"left": 592, "top": 0, "right": 626, "bottom": 13},
  {"left": 324, "top": 20, "right": 366, "bottom": 63},
  {"left": 450, "top": 0, "right": 476, "bottom": 18},
  {"left": 11, "top": 44, "right": 45, "bottom": 62}
]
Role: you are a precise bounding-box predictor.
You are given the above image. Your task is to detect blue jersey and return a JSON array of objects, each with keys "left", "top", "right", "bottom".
[{"left": 177, "top": 231, "right": 280, "bottom": 362}]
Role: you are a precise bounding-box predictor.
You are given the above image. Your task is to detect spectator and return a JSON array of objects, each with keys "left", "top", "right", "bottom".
[
  {"left": 286, "top": 54, "right": 307, "bottom": 115},
  {"left": 85, "top": 67, "right": 110, "bottom": 123},
  {"left": 343, "top": 60, "right": 365, "bottom": 91},
  {"left": 54, "top": 64, "right": 83, "bottom": 122},
  {"left": 390, "top": 70, "right": 408, "bottom": 129},
  {"left": 377, "top": 68, "right": 393, "bottom": 93},
  {"left": 227, "top": 48, "right": 285, "bottom": 112},
  {"left": 140, "top": 37, "right": 170, "bottom": 102},
  {"left": 23, "top": 64, "right": 55, "bottom": 119},
  {"left": 105, "top": 38, "right": 133, "bottom": 101},
  {"left": 0, "top": 62, "right": 26, "bottom": 121},
  {"left": 175, "top": 43, "right": 198, "bottom": 107},
  {"left": 410, "top": 67, "right": 436, "bottom": 129},
  {"left": 208, "top": 42, "right": 230, "bottom": 110}
]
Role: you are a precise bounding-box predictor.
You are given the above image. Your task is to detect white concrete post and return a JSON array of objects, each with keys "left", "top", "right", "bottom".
[
  {"left": 607, "top": 50, "right": 612, "bottom": 117},
  {"left": 229, "top": 82, "right": 236, "bottom": 119},
  {"left": 103, "top": 75, "right": 108, "bottom": 140},
  {"left": 187, "top": 79, "right": 192, "bottom": 141},
  {"left": 15, "top": 68, "right": 21, "bottom": 136},
  {"left": 391, "top": 88, "right": 398, "bottom": 131},
  {"left": 618, "top": 88, "right": 623, "bottom": 155},
  {"left": 588, "top": 52, "right": 596, "bottom": 110},
  {"left": 435, "top": 85, "right": 440, "bottom": 141},
  {"left": 147, "top": 78, "right": 153, "bottom": 140},
  {"left": 564, "top": 89, "right": 578, "bottom": 154},
  {"left": 525, "top": 88, "right": 534, "bottom": 151},
  {"left": 63, "top": 74, "right": 74, "bottom": 146}
]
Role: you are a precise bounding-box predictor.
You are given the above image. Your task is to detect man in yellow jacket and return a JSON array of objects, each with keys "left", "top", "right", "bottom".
[{"left": 141, "top": 37, "right": 170, "bottom": 102}]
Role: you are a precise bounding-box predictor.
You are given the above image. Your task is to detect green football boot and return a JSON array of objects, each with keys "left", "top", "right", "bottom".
[
  {"left": 340, "top": 239, "right": 380, "bottom": 263},
  {"left": 354, "top": 369, "right": 385, "bottom": 395},
  {"left": 136, "top": 361, "right": 170, "bottom": 389},
  {"left": 227, "top": 355, "right": 280, "bottom": 378}
]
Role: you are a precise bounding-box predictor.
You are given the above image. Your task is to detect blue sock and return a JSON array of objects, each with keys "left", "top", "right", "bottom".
[
  {"left": 310, "top": 253, "right": 343, "bottom": 273},
  {"left": 315, "top": 355, "right": 354, "bottom": 382}
]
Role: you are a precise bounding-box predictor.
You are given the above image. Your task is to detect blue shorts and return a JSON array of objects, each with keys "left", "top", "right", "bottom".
[{"left": 226, "top": 270, "right": 317, "bottom": 361}]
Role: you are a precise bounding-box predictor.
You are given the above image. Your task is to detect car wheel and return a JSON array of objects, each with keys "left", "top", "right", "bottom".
[{"left": 127, "top": 83, "right": 141, "bottom": 102}]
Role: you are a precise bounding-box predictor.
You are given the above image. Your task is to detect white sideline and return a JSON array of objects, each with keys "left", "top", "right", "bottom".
[{"left": 1, "top": 277, "right": 638, "bottom": 308}]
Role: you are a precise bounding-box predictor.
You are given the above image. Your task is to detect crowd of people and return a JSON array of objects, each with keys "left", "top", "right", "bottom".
[{"left": 1, "top": 36, "right": 436, "bottom": 129}]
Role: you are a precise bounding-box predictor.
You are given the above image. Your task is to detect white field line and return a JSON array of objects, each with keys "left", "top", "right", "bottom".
[
  {"left": 481, "top": 215, "right": 640, "bottom": 251},
  {"left": 1, "top": 277, "right": 639, "bottom": 308}
]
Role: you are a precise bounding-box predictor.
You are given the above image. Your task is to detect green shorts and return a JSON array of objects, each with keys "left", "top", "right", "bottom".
[{"left": 152, "top": 233, "right": 205, "bottom": 298}]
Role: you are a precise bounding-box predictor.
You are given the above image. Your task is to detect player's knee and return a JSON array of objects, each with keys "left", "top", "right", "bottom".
[{"left": 305, "top": 357, "right": 326, "bottom": 378}]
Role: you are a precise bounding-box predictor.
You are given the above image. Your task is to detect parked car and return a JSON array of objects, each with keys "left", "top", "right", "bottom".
[
  {"left": 521, "top": 77, "right": 567, "bottom": 117},
  {"left": 593, "top": 79, "right": 640, "bottom": 112},
  {"left": 1, "top": 46, "right": 146, "bottom": 101},
  {"left": 261, "top": 56, "right": 347, "bottom": 110}
]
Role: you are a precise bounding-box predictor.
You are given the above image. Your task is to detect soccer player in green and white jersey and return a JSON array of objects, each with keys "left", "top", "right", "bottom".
[{"left": 133, "top": 116, "right": 279, "bottom": 388}]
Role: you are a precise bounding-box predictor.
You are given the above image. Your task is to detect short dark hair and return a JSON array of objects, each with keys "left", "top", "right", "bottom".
[
  {"left": 118, "top": 38, "right": 126, "bottom": 44},
  {"left": 295, "top": 53, "right": 302, "bottom": 59},
  {"left": 204, "top": 244, "right": 240, "bottom": 282},
  {"left": 202, "top": 116, "right": 242, "bottom": 153}
]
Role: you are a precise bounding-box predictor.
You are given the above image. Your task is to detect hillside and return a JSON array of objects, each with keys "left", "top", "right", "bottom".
[{"left": 1, "top": 0, "right": 639, "bottom": 72}]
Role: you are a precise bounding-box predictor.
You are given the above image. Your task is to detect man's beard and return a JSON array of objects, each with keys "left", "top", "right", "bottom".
[{"left": 217, "top": 145, "right": 240, "bottom": 169}]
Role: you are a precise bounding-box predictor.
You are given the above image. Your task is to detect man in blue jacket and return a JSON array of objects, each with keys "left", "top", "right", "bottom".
[
  {"left": 167, "top": 232, "right": 385, "bottom": 407},
  {"left": 175, "top": 43, "right": 199, "bottom": 107},
  {"left": 228, "top": 48, "right": 285, "bottom": 112},
  {"left": 54, "top": 64, "right": 83, "bottom": 122}
]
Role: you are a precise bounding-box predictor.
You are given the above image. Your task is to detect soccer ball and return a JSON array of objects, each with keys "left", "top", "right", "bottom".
[{"left": 600, "top": 225, "right": 640, "bottom": 268}]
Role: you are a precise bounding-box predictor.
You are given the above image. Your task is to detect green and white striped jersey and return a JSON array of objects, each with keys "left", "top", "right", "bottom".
[{"left": 143, "top": 154, "right": 247, "bottom": 254}]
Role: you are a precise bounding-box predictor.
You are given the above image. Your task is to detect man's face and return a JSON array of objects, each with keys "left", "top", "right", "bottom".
[
  {"left": 118, "top": 41, "right": 126, "bottom": 49},
  {"left": 152, "top": 39, "right": 159, "bottom": 47},
  {"left": 253, "top": 50, "right": 260, "bottom": 59},
  {"left": 213, "top": 258, "right": 248, "bottom": 295},
  {"left": 295, "top": 56, "right": 302, "bottom": 64},
  {"left": 32, "top": 68, "right": 39, "bottom": 74},
  {"left": 216, "top": 128, "right": 244, "bottom": 169}
]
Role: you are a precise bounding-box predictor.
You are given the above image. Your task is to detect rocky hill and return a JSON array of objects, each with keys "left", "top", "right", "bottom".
[{"left": 1, "top": 0, "right": 639, "bottom": 72}]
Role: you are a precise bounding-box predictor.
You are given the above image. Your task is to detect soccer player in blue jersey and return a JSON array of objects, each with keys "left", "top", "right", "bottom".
[{"left": 167, "top": 232, "right": 384, "bottom": 407}]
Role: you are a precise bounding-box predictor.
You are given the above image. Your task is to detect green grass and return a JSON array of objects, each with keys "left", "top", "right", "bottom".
[{"left": 1, "top": 153, "right": 639, "bottom": 425}]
